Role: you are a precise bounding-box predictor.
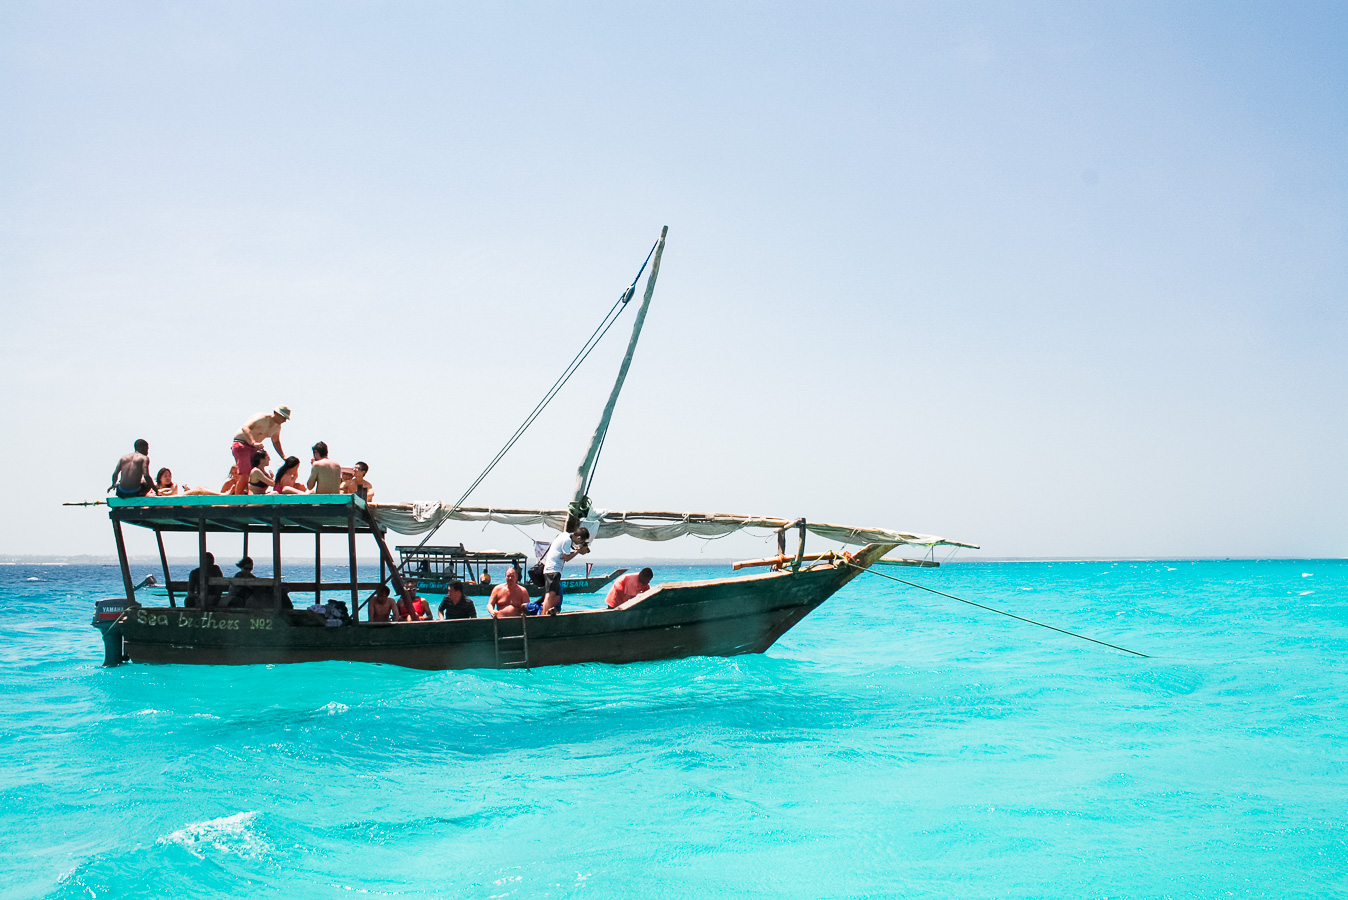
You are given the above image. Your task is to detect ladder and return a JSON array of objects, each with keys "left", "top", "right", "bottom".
[{"left": 493, "top": 615, "right": 530, "bottom": 668}]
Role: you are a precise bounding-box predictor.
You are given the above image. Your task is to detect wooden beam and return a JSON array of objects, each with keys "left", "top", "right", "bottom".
[
  {"left": 315, "top": 531, "right": 322, "bottom": 607},
  {"left": 154, "top": 529, "right": 175, "bottom": 607},
  {"left": 272, "top": 517, "right": 282, "bottom": 613},
  {"left": 112, "top": 517, "right": 136, "bottom": 603},
  {"left": 348, "top": 505, "right": 359, "bottom": 622},
  {"left": 733, "top": 552, "right": 843, "bottom": 571}
]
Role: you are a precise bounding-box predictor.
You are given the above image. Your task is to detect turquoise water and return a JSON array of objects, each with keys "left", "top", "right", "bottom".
[{"left": 1, "top": 560, "right": 1345, "bottom": 899}]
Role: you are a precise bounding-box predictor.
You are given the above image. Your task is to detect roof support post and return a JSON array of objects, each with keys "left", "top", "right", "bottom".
[
  {"left": 198, "top": 513, "right": 209, "bottom": 608},
  {"left": 111, "top": 515, "right": 135, "bottom": 604},
  {"left": 315, "top": 531, "right": 322, "bottom": 607},
  {"left": 155, "top": 529, "right": 175, "bottom": 607},
  {"left": 272, "top": 517, "right": 282, "bottom": 614},
  {"left": 792, "top": 518, "right": 806, "bottom": 573},
  {"left": 348, "top": 506, "right": 359, "bottom": 622},
  {"left": 369, "top": 519, "right": 407, "bottom": 598}
]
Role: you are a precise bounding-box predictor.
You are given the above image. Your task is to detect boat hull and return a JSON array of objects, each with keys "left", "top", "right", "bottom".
[{"left": 116, "top": 552, "right": 882, "bottom": 670}]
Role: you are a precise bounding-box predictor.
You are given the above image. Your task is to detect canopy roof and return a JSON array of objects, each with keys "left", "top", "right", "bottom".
[
  {"left": 108, "top": 494, "right": 374, "bottom": 534},
  {"left": 369, "top": 503, "right": 979, "bottom": 549}
]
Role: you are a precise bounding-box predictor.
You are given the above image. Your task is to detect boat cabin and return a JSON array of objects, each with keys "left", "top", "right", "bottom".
[{"left": 105, "top": 494, "right": 406, "bottom": 621}]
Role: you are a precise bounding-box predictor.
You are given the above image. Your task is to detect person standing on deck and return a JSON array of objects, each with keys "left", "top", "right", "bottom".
[
  {"left": 109, "top": 439, "right": 155, "bottom": 498},
  {"left": 231, "top": 407, "right": 290, "bottom": 494},
  {"left": 539, "top": 527, "right": 590, "bottom": 616},
  {"left": 606, "top": 567, "right": 654, "bottom": 609},
  {"left": 307, "top": 442, "right": 342, "bottom": 494}
]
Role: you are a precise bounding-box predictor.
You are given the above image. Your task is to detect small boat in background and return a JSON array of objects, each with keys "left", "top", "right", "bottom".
[{"left": 394, "top": 543, "right": 626, "bottom": 598}]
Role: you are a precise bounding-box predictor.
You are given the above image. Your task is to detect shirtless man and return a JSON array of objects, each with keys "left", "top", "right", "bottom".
[
  {"left": 232, "top": 406, "right": 290, "bottom": 494},
  {"left": 338, "top": 461, "right": 374, "bottom": 502},
  {"left": 109, "top": 440, "right": 154, "bottom": 498},
  {"left": 488, "top": 566, "right": 531, "bottom": 618},
  {"left": 307, "top": 441, "right": 343, "bottom": 494},
  {"left": 366, "top": 584, "right": 397, "bottom": 622}
]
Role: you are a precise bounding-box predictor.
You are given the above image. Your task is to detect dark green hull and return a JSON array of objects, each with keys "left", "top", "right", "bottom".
[{"left": 113, "top": 547, "right": 888, "bottom": 670}]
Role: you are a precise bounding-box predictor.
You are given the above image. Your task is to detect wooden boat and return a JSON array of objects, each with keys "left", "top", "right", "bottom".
[
  {"left": 94, "top": 495, "right": 959, "bottom": 669},
  {"left": 91, "top": 227, "right": 976, "bottom": 669}
]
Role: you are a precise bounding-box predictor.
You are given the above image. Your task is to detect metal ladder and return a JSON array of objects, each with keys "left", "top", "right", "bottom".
[{"left": 493, "top": 615, "right": 529, "bottom": 668}]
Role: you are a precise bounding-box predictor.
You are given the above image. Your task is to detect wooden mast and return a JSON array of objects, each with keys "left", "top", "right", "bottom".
[{"left": 565, "top": 226, "right": 668, "bottom": 531}]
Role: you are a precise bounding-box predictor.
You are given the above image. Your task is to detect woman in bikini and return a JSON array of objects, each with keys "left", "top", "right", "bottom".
[
  {"left": 247, "top": 449, "right": 275, "bottom": 494},
  {"left": 153, "top": 468, "right": 183, "bottom": 496},
  {"left": 273, "top": 456, "right": 308, "bottom": 494}
]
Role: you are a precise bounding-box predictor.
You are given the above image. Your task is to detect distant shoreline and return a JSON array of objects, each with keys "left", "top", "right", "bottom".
[{"left": 2, "top": 555, "right": 1342, "bottom": 565}]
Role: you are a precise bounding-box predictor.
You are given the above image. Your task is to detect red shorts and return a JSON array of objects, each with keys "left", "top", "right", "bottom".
[{"left": 232, "top": 441, "right": 256, "bottom": 479}]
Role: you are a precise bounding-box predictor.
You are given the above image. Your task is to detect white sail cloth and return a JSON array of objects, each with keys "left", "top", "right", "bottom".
[{"left": 369, "top": 503, "right": 979, "bottom": 549}]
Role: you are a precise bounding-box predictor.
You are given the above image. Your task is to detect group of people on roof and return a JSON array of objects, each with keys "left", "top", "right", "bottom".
[{"left": 108, "top": 405, "right": 375, "bottom": 501}]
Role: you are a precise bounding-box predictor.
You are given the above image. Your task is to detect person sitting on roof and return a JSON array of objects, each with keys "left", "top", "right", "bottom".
[
  {"left": 247, "top": 449, "right": 275, "bottom": 494},
  {"left": 366, "top": 584, "right": 396, "bottom": 622},
  {"left": 338, "top": 461, "right": 374, "bottom": 502},
  {"left": 226, "top": 557, "right": 256, "bottom": 608},
  {"left": 438, "top": 580, "right": 477, "bottom": 620},
  {"left": 109, "top": 439, "right": 155, "bottom": 499},
  {"left": 273, "top": 456, "right": 308, "bottom": 494},
  {"left": 231, "top": 406, "right": 290, "bottom": 494},
  {"left": 153, "top": 467, "right": 185, "bottom": 496},
  {"left": 397, "top": 581, "right": 433, "bottom": 621},
  {"left": 185, "top": 552, "right": 223, "bottom": 609},
  {"left": 606, "top": 567, "right": 654, "bottom": 609},
  {"left": 488, "top": 566, "right": 530, "bottom": 618},
  {"left": 307, "top": 442, "right": 342, "bottom": 494}
]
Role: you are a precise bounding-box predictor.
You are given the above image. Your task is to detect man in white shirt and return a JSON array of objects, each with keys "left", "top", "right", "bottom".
[{"left": 539, "top": 527, "right": 590, "bottom": 616}]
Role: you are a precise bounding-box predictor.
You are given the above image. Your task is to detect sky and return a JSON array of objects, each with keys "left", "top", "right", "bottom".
[{"left": 2, "top": 1, "right": 1345, "bottom": 561}]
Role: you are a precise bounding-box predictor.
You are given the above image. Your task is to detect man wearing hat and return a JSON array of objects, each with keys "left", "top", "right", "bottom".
[{"left": 231, "top": 406, "right": 291, "bottom": 494}]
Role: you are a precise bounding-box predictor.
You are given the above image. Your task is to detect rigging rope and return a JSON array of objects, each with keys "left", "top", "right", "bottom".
[
  {"left": 398, "top": 239, "right": 661, "bottom": 563},
  {"left": 845, "top": 561, "right": 1150, "bottom": 658}
]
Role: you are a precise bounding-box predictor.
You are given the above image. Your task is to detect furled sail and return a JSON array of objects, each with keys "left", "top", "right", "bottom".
[
  {"left": 369, "top": 503, "right": 979, "bottom": 549},
  {"left": 567, "top": 226, "right": 668, "bottom": 527}
]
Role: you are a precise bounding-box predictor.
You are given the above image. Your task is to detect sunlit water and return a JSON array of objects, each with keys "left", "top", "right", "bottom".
[{"left": 1, "top": 560, "right": 1344, "bottom": 899}]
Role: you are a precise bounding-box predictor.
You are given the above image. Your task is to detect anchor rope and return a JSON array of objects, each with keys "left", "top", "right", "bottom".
[{"left": 843, "top": 561, "right": 1150, "bottom": 658}]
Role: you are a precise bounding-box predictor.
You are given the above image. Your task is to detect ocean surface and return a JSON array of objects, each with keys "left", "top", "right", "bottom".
[{"left": 1, "top": 559, "right": 1344, "bottom": 899}]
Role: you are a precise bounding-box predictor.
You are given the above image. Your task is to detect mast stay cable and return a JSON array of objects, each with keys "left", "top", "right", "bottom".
[
  {"left": 846, "top": 562, "right": 1150, "bottom": 658},
  {"left": 397, "top": 239, "right": 660, "bottom": 563}
]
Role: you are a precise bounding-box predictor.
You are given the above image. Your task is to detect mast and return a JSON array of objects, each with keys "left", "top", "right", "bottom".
[{"left": 565, "top": 225, "right": 668, "bottom": 531}]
